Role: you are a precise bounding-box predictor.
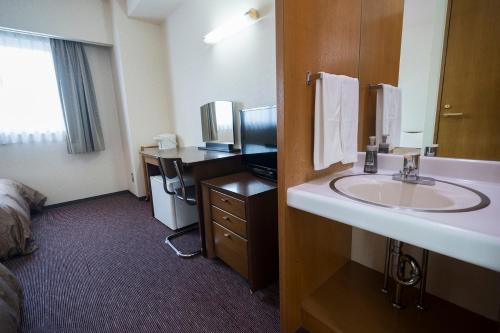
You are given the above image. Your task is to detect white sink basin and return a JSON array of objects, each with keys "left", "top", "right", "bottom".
[
  {"left": 287, "top": 153, "right": 500, "bottom": 272},
  {"left": 331, "top": 174, "right": 490, "bottom": 212}
]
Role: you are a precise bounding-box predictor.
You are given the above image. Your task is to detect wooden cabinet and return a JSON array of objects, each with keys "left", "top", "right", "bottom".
[
  {"left": 211, "top": 205, "right": 247, "bottom": 238},
  {"left": 202, "top": 172, "right": 278, "bottom": 291},
  {"left": 212, "top": 222, "right": 249, "bottom": 278},
  {"left": 301, "top": 261, "right": 499, "bottom": 333}
]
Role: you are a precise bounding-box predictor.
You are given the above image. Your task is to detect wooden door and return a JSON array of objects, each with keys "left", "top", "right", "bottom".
[{"left": 436, "top": 0, "right": 500, "bottom": 160}]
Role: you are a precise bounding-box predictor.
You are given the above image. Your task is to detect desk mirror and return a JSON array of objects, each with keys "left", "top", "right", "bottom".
[{"left": 200, "top": 101, "right": 237, "bottom": 145}]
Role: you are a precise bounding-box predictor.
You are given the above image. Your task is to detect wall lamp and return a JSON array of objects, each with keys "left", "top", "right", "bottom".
[{"left": 203, "top": 8, "right": 260, "bottom": 45}]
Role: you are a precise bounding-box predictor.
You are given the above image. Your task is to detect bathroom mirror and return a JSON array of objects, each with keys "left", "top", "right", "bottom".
[
  {"left": 200, "top": 101, "right": 236, "bottom": 144},
  {"left": 395, "top": 0, "right": 499, "bottom": 161}
]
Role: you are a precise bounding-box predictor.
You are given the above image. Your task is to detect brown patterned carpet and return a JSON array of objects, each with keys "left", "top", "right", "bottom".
[{"left": 4, "top": 193, "right": 280, "bottom": 333}]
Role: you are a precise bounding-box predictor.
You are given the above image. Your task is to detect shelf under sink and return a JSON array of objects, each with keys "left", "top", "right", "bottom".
[{"left": 301, "top": 261, "right": 499, "bottom": 333}]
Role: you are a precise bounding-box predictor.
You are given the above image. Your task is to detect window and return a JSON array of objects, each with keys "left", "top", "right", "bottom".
[{"left": 0, "top": 31, "right": 65, "bottom": 144}]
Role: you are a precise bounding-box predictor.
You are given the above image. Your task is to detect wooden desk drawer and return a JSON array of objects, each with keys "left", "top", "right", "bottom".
[
  {"left": 213, "top": 222, "right": 248, "bottom": 278},
  {"left": 210, "top": 189, "right": 246, "bottom": 219},
  {"left": 211, "top": 205, "right": 247, "bottom": 238}
]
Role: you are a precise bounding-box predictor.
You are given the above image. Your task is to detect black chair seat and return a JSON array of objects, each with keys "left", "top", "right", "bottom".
[{"left": 174, "top": 185, "right": 197, "bottom": 205}]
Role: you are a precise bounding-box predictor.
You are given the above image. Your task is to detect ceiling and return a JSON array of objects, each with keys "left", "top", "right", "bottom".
[{"left": 127, "top": 0, "right": 184, "bottom": 23}]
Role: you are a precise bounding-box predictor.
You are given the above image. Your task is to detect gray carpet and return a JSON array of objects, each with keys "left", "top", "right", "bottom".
[{"left": 4, "top": 193, "right": 280, "bottom": 333}]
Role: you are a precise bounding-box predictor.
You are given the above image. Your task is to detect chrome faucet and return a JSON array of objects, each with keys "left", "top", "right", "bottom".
[
  {"left": 402, "top": 153, "right": 420, "bottom": 180},
  {"left": 393, "top": 153, "right": 435, "bottom": 186}
]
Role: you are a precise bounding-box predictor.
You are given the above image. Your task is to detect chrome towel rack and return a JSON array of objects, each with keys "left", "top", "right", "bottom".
[
  {"left": 305, "top": 71, "right": 383, "bottom": 89},
  {"left": 305, "top": 71, "right": 324, "bottom": 86}
]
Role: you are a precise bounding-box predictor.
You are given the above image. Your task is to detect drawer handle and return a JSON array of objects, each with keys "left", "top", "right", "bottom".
[
  {"left": 222, "top": 216, "right": 230, "bottom": 221},
  {"left": 220, "top": 198, "right": 229, "bottom": 203},
  {"left": 223, "top": 233, "right": 231, "bottom": 239}
]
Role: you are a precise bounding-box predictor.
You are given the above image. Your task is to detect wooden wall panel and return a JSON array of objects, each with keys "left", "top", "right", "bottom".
[
  {"left": 276, "top": 0, "right": 404, "bottom": 331},
  {"left": 276, "top": 0, "right": 362, "bottom": 331}
]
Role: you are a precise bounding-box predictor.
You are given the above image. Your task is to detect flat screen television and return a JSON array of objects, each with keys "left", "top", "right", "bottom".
[{"left": 240, "top": 106, "right": 277, "bottom": 181}]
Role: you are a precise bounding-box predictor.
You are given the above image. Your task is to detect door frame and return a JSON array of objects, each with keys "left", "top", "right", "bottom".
[{"left": 433, "top": 0, "right": 453, "bottom": 146}]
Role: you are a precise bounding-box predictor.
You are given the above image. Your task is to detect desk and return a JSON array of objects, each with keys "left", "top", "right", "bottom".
[{"left": 140, "top": 146, "right": 244, "bottom": 255}]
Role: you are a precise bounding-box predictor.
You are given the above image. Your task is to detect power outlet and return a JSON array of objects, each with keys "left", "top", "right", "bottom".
[{"left": 131, "top": 172, "right": 135, "bottom": 183}]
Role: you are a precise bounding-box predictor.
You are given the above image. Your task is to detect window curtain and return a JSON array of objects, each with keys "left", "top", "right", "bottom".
[
  {"left": 50, "top": 39, "right": 104, "bottom": 154},
  {"left": 201, "top": 102, "right": 219, "bottom": 141},
  {"left": 0, "top": 31, "right": 66, "bottom": 144}
]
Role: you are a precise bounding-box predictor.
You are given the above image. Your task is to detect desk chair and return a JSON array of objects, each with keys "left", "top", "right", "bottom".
[{"left": 157, "top": 157, "right": 201, "bottom": 258}]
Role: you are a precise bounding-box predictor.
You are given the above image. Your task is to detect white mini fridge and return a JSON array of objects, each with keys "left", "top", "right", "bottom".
[{"left": 150, "top": 175, "right": 197, "bottom": 230}]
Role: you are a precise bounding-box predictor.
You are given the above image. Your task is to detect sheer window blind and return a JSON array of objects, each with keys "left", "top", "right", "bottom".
[{"left": 0, "top": 31, "right": 66, "bottom": 144}]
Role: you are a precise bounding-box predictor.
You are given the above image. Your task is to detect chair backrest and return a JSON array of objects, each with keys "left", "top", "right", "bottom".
[
  {"left": 158, "top": 157, "right": 183, "bottom": 180},
  {"left": 157, "top": 157, "right": 188, "bottom": 201}
]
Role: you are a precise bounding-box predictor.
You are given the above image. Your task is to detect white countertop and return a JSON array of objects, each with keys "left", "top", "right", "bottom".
[{"left": 287, "top": 154, "right": 500, "bottom": 272}]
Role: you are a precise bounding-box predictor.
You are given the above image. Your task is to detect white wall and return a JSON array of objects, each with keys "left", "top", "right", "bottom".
[
  {"left": 398, "top": 0, "right": 447, "bottom": 148},
  {"left": 110, "top": 0, "right": 172, "bottom": 196},
  {"left": 0, "top": 45, "right": 128, "bottom": 205},
  {"left": 127, "top": 0, "right": 182, "bottom": 23},
  {"left": 0, "top": 0, "right": 113, "bottom": 45},
  {"left": 163, "top": 0, "right": 276, "bottom": 147},
  {"left": 0, "top": 0, "right": 174, "bottom": 198}
]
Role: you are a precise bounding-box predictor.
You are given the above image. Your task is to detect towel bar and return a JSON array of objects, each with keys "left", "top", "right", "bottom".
[
  {"left": 307, "top": 72, "right": 383, "bottom": 89},
  {"left": 306, "top": 71, "right": 326, "bottom": 86}
]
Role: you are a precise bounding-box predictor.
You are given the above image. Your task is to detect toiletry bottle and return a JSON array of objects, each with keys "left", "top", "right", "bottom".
[
  {"left": 379, "top": 134, "right": 390, "bottom": 153},
  {"left": 364, "top": 136, "right": 378, "bottom": 173}
]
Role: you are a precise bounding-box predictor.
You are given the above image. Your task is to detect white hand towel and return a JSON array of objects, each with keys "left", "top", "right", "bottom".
[
  {"left": 314, "top": 73, "right": 343, "bottom": 170},
  {"left": 376, "top": 84, "right": 402, "bottom": 149},
  {"left": 314, "top": 73, "right": 359, "bottom": 170},
  {"left": 340, "top": 76, "right": 359, "bottom": 164}
]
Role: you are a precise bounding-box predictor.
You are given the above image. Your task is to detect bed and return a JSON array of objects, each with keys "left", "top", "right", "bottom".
[
  {"left": 0, "top": 179, "right": 43, "bottom": 332},
  {"left": 0, "top": 179, "right": 46, "bottom": 260},
  {"left": 0, "top": 263, "right": 22, "bottom": 332}
]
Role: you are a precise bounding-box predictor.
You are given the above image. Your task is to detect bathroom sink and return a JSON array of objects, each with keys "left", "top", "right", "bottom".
[
  {"left": 288, "top": 153, "right": 500, "bottom": 271},
  {"left": 330, "top": 174, "right": 490, "bottom": 212}
]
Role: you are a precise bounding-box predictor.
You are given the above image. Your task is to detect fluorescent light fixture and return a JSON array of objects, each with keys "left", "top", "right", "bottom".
[{"left": 204, "top": 8, "right": 260, "bottom": 45}]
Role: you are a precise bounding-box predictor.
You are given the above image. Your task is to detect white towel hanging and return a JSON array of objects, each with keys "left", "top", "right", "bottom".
[
  {"left": 313, "top": 73, "right": 359, "bottom": 170},
  {"left": 376, "top": 84, "right": 402, "bottom": 149},
  {"left": 340, "top": 76, "right": 359, "bottom": 164}
]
